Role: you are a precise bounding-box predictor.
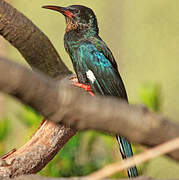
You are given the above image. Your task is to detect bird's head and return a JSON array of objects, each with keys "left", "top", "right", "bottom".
[{"left": 42, "top": 5, "right": 99, "bottom": 34}]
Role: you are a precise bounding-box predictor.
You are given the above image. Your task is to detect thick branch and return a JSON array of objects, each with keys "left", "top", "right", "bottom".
[
  {"left": 0, "top": 0, "right": 71, "bottom": 78},
  {"left": 1, "top": 57, "right": 179, "bottom": 162},
  {"left": 0, "top": 120, "right": 75, "bottom": 177}
]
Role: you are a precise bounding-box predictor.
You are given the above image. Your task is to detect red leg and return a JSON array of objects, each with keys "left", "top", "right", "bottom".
[
  {"left": 73, "top": 81, "right": 95, "bottom": 96},
  {"left": 69, "top": 75, "right": 95, "bottom": 96}
]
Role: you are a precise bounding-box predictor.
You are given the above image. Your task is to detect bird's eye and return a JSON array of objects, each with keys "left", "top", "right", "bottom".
[{"left": 73, "top": 9, "right": 80, "bottom": 15}]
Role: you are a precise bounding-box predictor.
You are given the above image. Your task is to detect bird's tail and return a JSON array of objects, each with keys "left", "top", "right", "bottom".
[{"left": 116, "top": 135, "right": 138, "bottom": 178}]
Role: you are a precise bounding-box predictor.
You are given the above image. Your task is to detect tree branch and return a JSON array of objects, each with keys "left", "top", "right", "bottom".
[
  {"left": 0, "top": 0, "right": 71, "bottom": 78},
  {"left": 87, "top": 137, "right": 179, "bottom": 180},
  {"left": 0, "top": 120, "right": 75, "bottom": 177},
  {"left": 0, "top": 57, "right": 179, "bottom": 163}
]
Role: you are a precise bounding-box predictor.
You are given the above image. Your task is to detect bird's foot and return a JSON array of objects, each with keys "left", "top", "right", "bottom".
[
  {"left": 73, "top": 81, "right": 94, "bottom": 96},
  {"left": 69, "top": 75, "right": 94, "bottom": 96}
]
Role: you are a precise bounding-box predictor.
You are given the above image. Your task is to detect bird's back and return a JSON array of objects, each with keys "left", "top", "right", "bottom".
[{"left": 64, "top": 34, "right": 128, "bottom": 100}]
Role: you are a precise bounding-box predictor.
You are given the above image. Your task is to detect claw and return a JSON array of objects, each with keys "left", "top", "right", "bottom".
[{"left": 88, "top": 91, "right": 95, "bottom": 96}]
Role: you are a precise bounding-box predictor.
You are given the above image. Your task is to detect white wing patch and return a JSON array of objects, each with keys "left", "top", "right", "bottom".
[{"left": 86, "top": 70, "right": 96, "bottom": 83}]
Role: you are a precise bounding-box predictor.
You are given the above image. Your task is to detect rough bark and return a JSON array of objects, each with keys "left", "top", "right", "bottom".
[
  {"left": 0, "top": 120, "right": 75, "bottom": 177},
  {"left": 0, "top": 0, "right": 71, "bottom": 78}
]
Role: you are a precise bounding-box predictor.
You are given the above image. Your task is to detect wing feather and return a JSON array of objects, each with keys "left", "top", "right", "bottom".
[{"left": 76, "top": 41, "right": 127, "bottom": 100}]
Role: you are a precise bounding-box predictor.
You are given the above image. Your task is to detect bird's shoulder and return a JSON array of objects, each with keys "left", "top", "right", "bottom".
[
  {"left": 77, "top": 41, "right": 113, "bottom": 69},
  {"left": 78, "top": 36, "right": 118, "bottom": 70}
]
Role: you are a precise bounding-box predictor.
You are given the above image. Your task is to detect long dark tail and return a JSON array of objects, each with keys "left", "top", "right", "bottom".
[{"left": 116, "top": 135, "right": 138, "bottom": 178}]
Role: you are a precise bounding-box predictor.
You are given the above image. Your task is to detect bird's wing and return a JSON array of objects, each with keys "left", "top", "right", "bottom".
[
  {"left": 76, "top": 41, "right": 127, "bottom": 99},
  {"left": 91, "top": 36, "right": 118, "bottom": 70}
]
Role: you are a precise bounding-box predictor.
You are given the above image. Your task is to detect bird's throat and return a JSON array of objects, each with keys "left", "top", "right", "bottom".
[{"left": 65, "top": 18, "right": 78, "bottom": 32}]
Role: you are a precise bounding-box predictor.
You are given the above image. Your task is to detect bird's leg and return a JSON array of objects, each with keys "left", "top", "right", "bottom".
[
  {"left": 69, "top": 75, "right": 94, "bottom": 96},
  {"left": 73, "top": 81, "right": 95, "bottom": 96}
]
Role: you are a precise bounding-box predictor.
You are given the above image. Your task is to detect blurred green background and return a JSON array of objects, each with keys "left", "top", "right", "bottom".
[{"left": 0, "top": 0, "right": 179, "bottom": 178}]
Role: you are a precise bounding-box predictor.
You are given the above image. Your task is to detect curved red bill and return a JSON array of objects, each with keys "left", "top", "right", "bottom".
[{"left": 42, "top": 5, "right": 74, "bottom": 19}]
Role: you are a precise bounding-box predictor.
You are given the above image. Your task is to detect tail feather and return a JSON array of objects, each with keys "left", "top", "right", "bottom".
[{"left": 116, "top": 135, "right": 138, "bottom": 178}]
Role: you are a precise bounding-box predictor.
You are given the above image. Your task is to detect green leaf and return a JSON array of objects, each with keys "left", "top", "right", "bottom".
[
  {"left": 139, "top": 83, "right": 161, "bottom": 112},
  {"left": 0, "top": 118, "right": 10, "bottom": 141},
  {"left": 20, "top": 105, "right": 42, "bottom": 127}
]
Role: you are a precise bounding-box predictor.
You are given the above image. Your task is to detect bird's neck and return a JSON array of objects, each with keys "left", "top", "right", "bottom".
[
  {"left": 65, "top": 27, "right": 98, "bottom": 42},
  {"left": 64, "top": 17, "right": 99, "bottom": 44}
]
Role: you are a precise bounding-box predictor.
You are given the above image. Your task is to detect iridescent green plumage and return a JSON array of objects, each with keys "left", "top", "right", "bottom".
[{"left": 43, "top": 4, "right": 138, "bottom": 177}]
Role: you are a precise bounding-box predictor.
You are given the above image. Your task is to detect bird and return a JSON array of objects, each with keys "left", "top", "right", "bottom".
[{"left": 42, "top": 5, "right": 138, "bottom": 178}]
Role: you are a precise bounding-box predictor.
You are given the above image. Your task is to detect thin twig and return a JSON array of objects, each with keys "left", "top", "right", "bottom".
[{"left": 86, "top": 137, "right": 179, "bottom": 180}]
